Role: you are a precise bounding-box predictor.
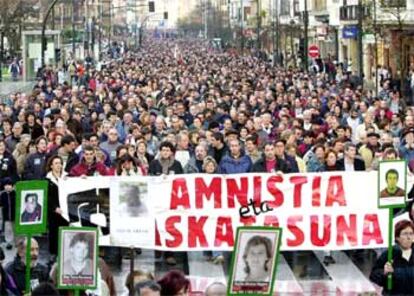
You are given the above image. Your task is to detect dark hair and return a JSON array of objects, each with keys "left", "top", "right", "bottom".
[
  {"left": 31, "top": 282, "right": 59, "bottom": 296},
  {"left": 83, "top": 145, "right": 95, "bottom": 152},
  {"left": 61, "top": 134, "right": 76, "bottom": 146},
  {"left": 212, "top": 132, "right": 224, "bottom": 143},
  {"left": 46, "top": 155, "right": 63, "bottom": 173},
  {"left": 157, "top": 270, "right": 190, "bottom": 296},
  {"left": 125, "top": 270, "right": 154, "bottom": 294},
  {"left": 69, "top": 232, "right": 93, "bottom": 260},
  {"left": 25, "top": 193, "right": 38, "bottom": 203},
  {"left": 243, "top": 235, "right": 273, "bottom": 274},
  {"left": 35, "top": 136, "right": 47, "bottom": 146},
  {"left": 385, "top": 169, "right": 399, "bottom": 181},
  {"left": 159, "top": 141, "right": 176, "bottom": 154},
  {"left": 135, "top": 280, "right": 161, "bottom": 296},
  {"left": 394, "top": 219, "right": 414, "bottom": 242}
]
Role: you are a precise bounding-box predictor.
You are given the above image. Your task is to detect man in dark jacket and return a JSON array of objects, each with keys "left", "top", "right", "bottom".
[
  {"left": 148, "top": 141, "right": 183, "bottom": 266},
  {"left": 252, "top": 142, "right": 290, "bottom": 173},
  {"left": 6, "top": 237, "right": 49, "bottom": 294},
  {"left": 148, "top": 141, "right": 183, "bottom": 176},
  {"left": 23, "top": 137, "right": 48, "bottom": 180},
  {"left": 0, "top": 140, "right": 19, "bottom": 184},
  {"left": 219, "top": 139, "right": 252, "bottom": 174},
  {"left": 274, "top": 139, "right": 299, "bottom": 173},
  {"left": 208, "top": 132, "right": 229, "bottom": 164},
  {"left": 336, "top": 142, "right": 366, "bottom": 171},
  {"left": 48, "top": 135, "right": 79, "bottom": 173},
  {"left": 22, "top": 112, "right": 44, "bottom": 142}
]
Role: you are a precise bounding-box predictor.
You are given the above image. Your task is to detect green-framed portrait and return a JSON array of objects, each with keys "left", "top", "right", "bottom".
[
  {"left": 14, "top": 180, "right": 48, "bottom": 235},
  {"left": 227, "top": 226, "right": 282, "bottom": 296},
  {"left": 57, "top": 227, "right": 99, "bottom": 290},
  {"left": 378, "top": 160, "right": 407, "bottom": 209}
]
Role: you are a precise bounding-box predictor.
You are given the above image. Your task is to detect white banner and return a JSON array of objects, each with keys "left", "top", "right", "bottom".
[{"left": 59, "top": 172, "right": 392, "bottom": 251}]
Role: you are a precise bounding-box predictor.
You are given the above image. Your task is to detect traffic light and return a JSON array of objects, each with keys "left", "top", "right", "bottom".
[
  {"left": 148, "top": 1, "right": 155, "bottom": 12},
  {"left": 55, "top": 48, "right": 61, "bottom": 63},
  {"left": 164, "top": 12, "right": 168, "bottom": 20}
]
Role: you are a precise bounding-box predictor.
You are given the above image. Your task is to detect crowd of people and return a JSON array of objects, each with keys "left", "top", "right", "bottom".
[{"left": 0, "top": 37, "right": 413, "bottom": 295}]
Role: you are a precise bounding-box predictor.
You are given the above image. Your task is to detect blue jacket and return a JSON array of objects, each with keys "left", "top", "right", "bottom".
[
  {"left": 307, "top": 155, "right": 325, "bottom": 172},
  {"left": 219, "top": 154, "right": 252, "bottom": 174}
]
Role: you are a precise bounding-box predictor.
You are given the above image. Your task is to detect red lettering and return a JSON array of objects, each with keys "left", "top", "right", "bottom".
[
  {"left": 336, "top": 215, "right": 357, "bottom": 246},
  {"left": 240, "top": 216, "right": 256, "bottom": 226},
  {"left": 362, "top": 214, "right": 384, "bottom": 245},
  {"left": 170, "top": 178, "right": 190, "bottom": 209},
  {"left": 188, "top": 216, "right": 208, "bottom": 247},
  {"left": 214, "top": 217, "right": 234, "bottom": 247},
  {"left": 267, "top": 175, "right": 284, "bottom": 208},
  {"left": 287, "top": 215, "right": 304, "bottom": 247},
  {"left": 325, "top": 176, "right": 346, "bottom": 206},
  {"left": 165, "top": 216, "right": 183, "bottom": 248},
  {"left": 310, "top": 215, "right": 331, "bottom": 246},
  {"left": 227, "top": 177, "right": 248, "bottom": 208},
  {"left": 253, "top": 176, "right": 262, "bottom": 206},
  {"left": 155, "top": 222, "right": 161, "bottom": 246},
  {"left": 312, "top": 176, "right": 321, "bottom": 207},
  {"left": 264, "top": 215, "right": 279, "bottom": 227},
  {"left": 290, "top": 176, "right": 308, "bottom": 207},
  {"left": 195, "top": 177, "right": 222, "bottom": 209}
]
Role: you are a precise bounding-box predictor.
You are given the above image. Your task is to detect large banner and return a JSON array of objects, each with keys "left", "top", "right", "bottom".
[{"left": 59, "top": 172, "right": 391, "bottom": 251}]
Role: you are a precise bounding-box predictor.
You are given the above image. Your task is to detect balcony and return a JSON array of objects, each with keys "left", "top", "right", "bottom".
[{"left": 339, "top": 5, "right": 370, "bottom": 21}]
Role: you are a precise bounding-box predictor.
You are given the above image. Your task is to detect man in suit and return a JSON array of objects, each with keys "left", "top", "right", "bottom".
[{"left": 336, "top": 142, "right": 366, "bottom": 171}]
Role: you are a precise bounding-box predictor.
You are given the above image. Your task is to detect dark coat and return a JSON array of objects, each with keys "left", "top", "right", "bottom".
[
  {"left": 0, "top": 190, "right": 16, "bottom": 222},
  {"left": 47, "top": 178, "right": 69, "bottom": 255},
  {"left": 23, "top": 152, "right": 47, "bottom": 180},
  {"left": 0, "top": 152, "right": 19, "bottom": 184},
  {"left": 336, "top": 157, "right": 366, "bottom": 171},
  {"left": 47, "top": 148, "right": 80, "bottom": 173},
  {"left": 369, "top": 245, "right": 414, "bottom": 295},
  {"left": 22, "top": 123, "right": 44, "bottom": 142},
  {"left": 148, "top": 158, "right": 183, "bottom": 176},
  {"left": 5, "top": 256, "right": 49, "bottom": 295},
  {"left": 252, "top": 156, "right": 291, "bottom": 173}
]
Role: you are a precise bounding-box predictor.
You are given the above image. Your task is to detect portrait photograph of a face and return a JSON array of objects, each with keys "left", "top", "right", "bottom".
[
  {"left": 58, "top": 227, "right": 98, "bottom": 290},
  {"left": 228, "top": 227, "right": 282, "bottom": 296},
  {"left": 20, "top": 190, "right": 43, "bottom": 225},
  {"left": 378, "top": 160, "right": 407, "bottom": 208},
  {"left": 15, "top": 180, "right": 48, "bottom": 235},
  {"left": 117, "top": 181, "right": 148, "bottom": 218}
]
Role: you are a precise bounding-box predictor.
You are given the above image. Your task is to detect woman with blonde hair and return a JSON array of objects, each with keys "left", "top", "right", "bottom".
[{"left": 12, "top": 134, "right": 31, "bottom": 176}]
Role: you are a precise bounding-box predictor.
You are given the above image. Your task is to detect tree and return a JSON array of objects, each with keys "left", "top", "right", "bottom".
[{"left": 0, "top": 0, "right": 39, "bottom": 57}]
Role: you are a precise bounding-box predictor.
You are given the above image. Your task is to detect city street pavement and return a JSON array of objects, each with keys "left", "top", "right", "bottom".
[{"left": 0, "top": 236, "right": 383, "bottom": 295}]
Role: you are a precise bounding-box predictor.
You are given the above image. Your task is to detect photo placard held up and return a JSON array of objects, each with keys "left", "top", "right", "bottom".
[
  {"left": 378, "top": 160, "right": 407, "bottom": 209},
  {"left": 227, "top": 226, "right": 282, "bottom": 296},
  {"left": 15, "top": 180, "right": 48, "bottom": 235},
  {"left": 57, "top": 227, "right": 99, "bottom": 290}
]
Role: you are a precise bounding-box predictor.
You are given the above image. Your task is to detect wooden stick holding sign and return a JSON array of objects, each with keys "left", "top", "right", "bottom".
[
  {"left": 377, "top": 160, "right": 407, "bottom": 291},
  {"left": 14, "top": 180, "right": 48, "bottom": 294}
]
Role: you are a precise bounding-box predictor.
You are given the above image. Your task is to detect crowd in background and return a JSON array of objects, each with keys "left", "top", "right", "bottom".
[{"left": 0, "top": 38, "right": 413, "bottom": 295}]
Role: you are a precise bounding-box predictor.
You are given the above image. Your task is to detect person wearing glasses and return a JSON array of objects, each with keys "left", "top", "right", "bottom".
[{"left": 370, "top": 220, "right": 414, "bottom": 295}]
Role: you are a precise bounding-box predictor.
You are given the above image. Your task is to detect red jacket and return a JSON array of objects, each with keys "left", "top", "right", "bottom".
[{"left": 69, "top": 159, "right": 112, "bottom": 177}]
